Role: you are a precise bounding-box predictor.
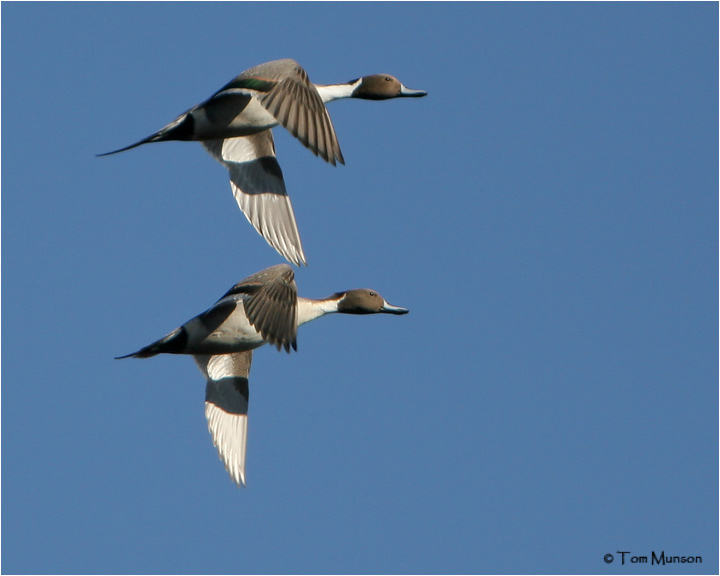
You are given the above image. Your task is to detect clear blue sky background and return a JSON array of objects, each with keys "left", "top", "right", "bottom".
[{"left": 2, "top": 2, "right": 717, "bottom": 574}]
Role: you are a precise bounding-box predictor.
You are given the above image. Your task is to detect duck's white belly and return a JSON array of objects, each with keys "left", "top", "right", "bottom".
[
  {"left": 187, "top": 301, "right": 266, "bottom": 354},
  {"left": 213, "top": 301, "right": 266, "bottom": 347},
  {"left": 231, "top": 98, "right": 279, "bottom": 131},
  {"left": 191, "top": 95, "right": 279, "bottom": 139}
]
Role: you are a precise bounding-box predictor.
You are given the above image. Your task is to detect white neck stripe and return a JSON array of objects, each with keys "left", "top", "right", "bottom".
[{"left": 315, "top": 79, "right": 362, "bottom": 103}]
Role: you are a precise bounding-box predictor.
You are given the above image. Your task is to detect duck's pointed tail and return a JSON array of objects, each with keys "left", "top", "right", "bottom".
[
  {"left": 115, "top": 326, "right": 189, "bottom": 359},
  {"left": 98, "top": 112, "right": 195, "bottom": 157}
]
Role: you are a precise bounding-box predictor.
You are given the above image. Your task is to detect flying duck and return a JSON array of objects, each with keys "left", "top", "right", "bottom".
[
  {"left": 117, "top": 263, "right": 408, "bottom": 486},
  {"left": 100, "top": 59, "right": 427, "bottom": 265}
]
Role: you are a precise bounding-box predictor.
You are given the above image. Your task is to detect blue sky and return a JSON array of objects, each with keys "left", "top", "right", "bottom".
[{"left": 2, "top": 2, "right": 717, "bottom": 574}]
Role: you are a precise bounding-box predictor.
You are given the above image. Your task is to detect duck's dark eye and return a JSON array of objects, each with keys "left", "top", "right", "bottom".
[
  {"left": 384, "top": 77, "right": 392, "bottom": 82},
  {"left": 369, "top": 291, "right": 377, "bottom": 297}
]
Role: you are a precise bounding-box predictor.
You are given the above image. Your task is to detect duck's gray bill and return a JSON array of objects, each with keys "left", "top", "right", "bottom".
[
  {"left": 399, "top": 86, "right": 428, "bottom": 97},
  {"left": 381, "top": 301, "right": 409, "bottom": 314}
]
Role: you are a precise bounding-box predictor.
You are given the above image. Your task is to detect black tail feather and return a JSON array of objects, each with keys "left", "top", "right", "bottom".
[
  {"left": 97, "top": 136, "right": 157, "bottom": 157},
  {"left": 115, "top": 326, "right": 188, "bottom": 359},
  {"left": 97, "top": 112, "right": 195, "bottom": 157}
]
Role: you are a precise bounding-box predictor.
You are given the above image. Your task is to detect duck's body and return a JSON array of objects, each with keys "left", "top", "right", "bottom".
[
  {"left": 101, "top": 59, "right": 344, "bottom": 162},
  {"left": 100, "top": 59, "right": 427, "bottom": 266},
  {"left": 160, "top": 94, "right": 277, "bottom": 140},
  {"left": 117, "top": 264, "right": 408, "bottom": 486}
]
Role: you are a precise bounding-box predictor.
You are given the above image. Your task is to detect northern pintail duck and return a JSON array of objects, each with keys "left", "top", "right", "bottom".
[
  {"left": 117, "top": 263, "right": 408, "bottom": 486},
  {"left": 100, "top": 59, "right": 427, "bottom": 266}
]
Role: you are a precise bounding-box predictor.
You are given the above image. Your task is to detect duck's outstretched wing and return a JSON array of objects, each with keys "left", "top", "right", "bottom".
[
  {"left": 219, "top": 263, "right": 298, "bottom": 353},
  {"left": 216, "top": 58, "right": 344, "bottom": 166},
  {"left": 196, "top": 351, "right": 253, "bottom": 487},
  {"left": 203, "top": 133, "right": 307, "bottom": 266}
]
